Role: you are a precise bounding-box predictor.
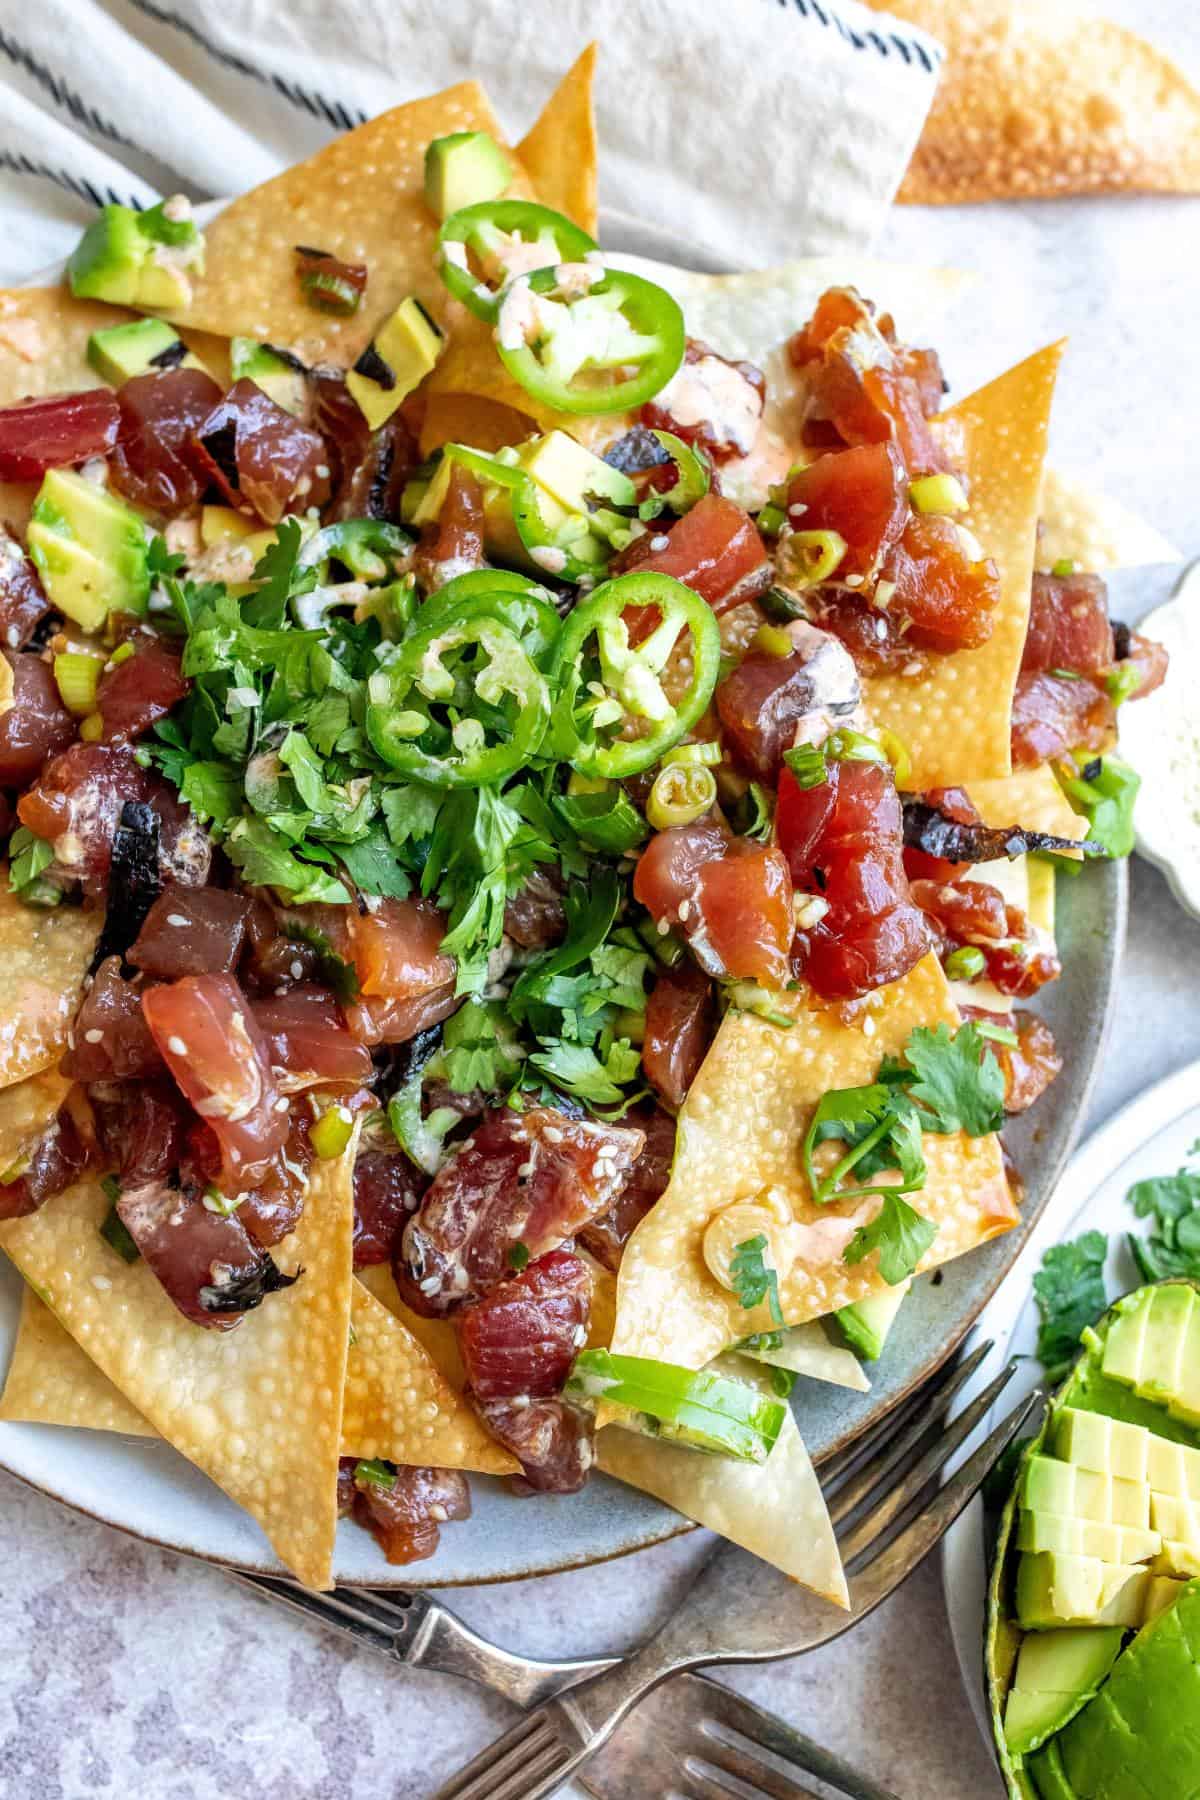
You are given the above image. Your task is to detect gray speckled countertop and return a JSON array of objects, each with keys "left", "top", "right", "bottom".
[{"left": 2, "top": 5, "right": 1199, "bottom": 1796}]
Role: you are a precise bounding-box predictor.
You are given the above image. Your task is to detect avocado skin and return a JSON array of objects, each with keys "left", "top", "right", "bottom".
[
  {"left": 1027, "top": 1740, "right": 1080, "bottom": 1800},
  {"left": 837, "top": 1283, "right": 909, "bottom": 1361}
]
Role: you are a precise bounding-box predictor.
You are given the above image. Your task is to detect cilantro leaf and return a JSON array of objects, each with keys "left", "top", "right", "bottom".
[
  {"left": 803, "top": 1083, "right": 926, "bottom": 1204},
  {"left": 434, "top": 1001, "right": 524, "bottom": 1094},
  {"left": 245, "top": 516, "right": 317, "bottom": 628},
  {"left": 899, "top": 1022, "right": 1006, "bottom": 1137},
  {"left": 337, "top": 825, "right": 411, "bottom": 899},
  {"left": 1032, "top": 1231, "right": 1109, "bottom": 1382},
  {"left": 844, "top": 1194, "right": 937, "bottom": 1287},
  {"left": 1128, "top": 1162, "right": 1200, "bottom": 1284},
  {"left": 729, "top": 1233, "right": 784, "bottom": 1326},
  {"left": 6, "top": 826, "right": 59, "bottom": 906},
  {"left": 224, "top": 816, "right": 350, "bottom": 904},
  {"left": 528, "top": 1035, "right": 640, "bottom": 1106}
]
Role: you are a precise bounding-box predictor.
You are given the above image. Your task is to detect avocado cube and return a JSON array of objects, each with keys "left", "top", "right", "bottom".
[
  {"left": 1150, "top": 1493, "right": 1200, "bottom": 1545},
  {"left": 1148, "top": 1436, "right": 1200, "bottom": 1501},
  {"left": 1134, "top": 1285, "right": 1196, "bottom": 1406},
  {"left": 1026, "top": 1740, "right": 1081, "bottom": 1800},
  {"left": 1168, "top": 1301, "right": 1200, "bottom": 1425},
  {"left": 1100, "top": 1287, "right": 1153, "bottom": 1387},
  {"left": 518, "top": 431, "right": 637, "bottom": 516},
  {"left": 1021, "top": 1455, "right": 1149, "bottom": 1527},
  {"left": 68, "top": 204, "right": 147, "bottom": 305},
  {"left": 87, "top": 317, "right": 199, "bottom": 386},
  {"left": 1017, "top": 1552, "right": 1149, "bottom": 1630},
  {"left": 346, "top": 297, "right": 445, "bottom": 430},
  {"left": 424, "top": 130, "right": 512, "bottom": 221},
  {"left": 1055, "top": 1408, "right": 1151, "bottom": 1486},
  {"left": 229, "top": 339, "right": 307, "bottom": 417},
  {"left": 1154, "top": 1540, "right": 1200, "bottom": 1580},
  {"left": 1004, "top": 1624, "right": 1125, "bottom": 1757},
  {"left": 200, "top": 506, "right": 258, "bottom": 549},
  {"left": 837, "top": 1283, "right": 910, "bottom": 1362},
  {"left": 1017, "top": 1511, "right": 1159, "bottom": 1564},
  {"left": 27, "top": 470, "right": 149, "bottom": 632}
]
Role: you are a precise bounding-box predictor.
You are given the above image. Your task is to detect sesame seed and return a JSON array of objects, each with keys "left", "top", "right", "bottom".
[
  {"left": 862, "top": 1016, "right": 876, "bottom": 1038},
  {"left": 418, "top": 1275, "right": 441, "bottom": 1295},
  {"left": 274, "top": 1098, "right": 289, "bottom": 1114},
  {"left": 678, "top": 899, "right": 691, "bottom": 922},
  {"left": 84, "top": 1029, "right": 104, "bottom": 1044},
  {"left": 649, "top": 535, "right": 669, "bottom": 552},
  {"left": 92, "top": 1275, "right": 112, "bottom": 1291},
  {"left": 543, "top": 1127, "right": 564, "bottom": 1145},
  {"left": 166, "top": 913, "right": 188, "bottom": 927},
  {"left": 656, "top": 918, "right": 670, "bottom": 936},
  {"left": 429, "top": 1504, "right": 448, "bottom": 1522},
  {"left": 167, "top": 1036, "right": 187, "bottom": 1055},
  {"left": 290, "top": 960, "right": 304, "bottom": 979}
]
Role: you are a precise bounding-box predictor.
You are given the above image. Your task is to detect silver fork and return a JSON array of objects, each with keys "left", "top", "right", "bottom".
[{"left": 432, "top": 1356, "right": 1037, "bottom": 1800}]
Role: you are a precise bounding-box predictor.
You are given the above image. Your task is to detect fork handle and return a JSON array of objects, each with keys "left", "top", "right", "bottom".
[{"left": 407, "top": 1595, "right": 617, "bottom": 1707}]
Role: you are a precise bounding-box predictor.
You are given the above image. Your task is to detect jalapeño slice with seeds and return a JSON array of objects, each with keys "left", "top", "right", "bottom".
[
  {"left": 437, "top": 199, "right": 598, "bottom": 322},
  {"left": 495, "top": 266, "right": 686, "bottom": 416}
]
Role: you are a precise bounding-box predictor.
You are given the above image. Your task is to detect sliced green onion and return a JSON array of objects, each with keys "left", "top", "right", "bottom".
[
  {"left": 108, "top": 641, "right": 136, "bottom": 667},
  {"left": 876, "top": 728, "right": 912, "bottom": 788},
  {"left": 565, "top": 1348, "right": 786, "bottom": 1463},
  {"left": 507, "top": 1241, "right": 530, "bottom": 1273},
  {"left": 663, "top": 740, "right": 722, "bottom": 768},
  {"left": 751, "top": 624, "right": 794, "bottom": 659},
  {"left": 777, "top": 528, "right": 846, "bottom": 589},
  {"left": 1050, "top": 557, "right": 1076, "bottom": 578},
  {"left": 99, "top": 1188, "right": 140, "bottom": 1264},
  {"left": 824, "top": 728, "right": 891, "bottom": 768},
  {"left": 759, "top": 585, "right": 809, "bottom": 625},
  {"left": 973, "top": 1019, "right": 1019, "bottom": 1047},
  {"left": 757, "top": 503, "right": 786, "bottom": 537},
  {"left": 201, "top": 1185, "right": 242, "bottom": 1217},
  {"left": 388, "top": 1076, "right": 459, "bottom": 1176},
  {"left": 1106, "top": 662, "right": 1142, "bottom": 707},
  {"left": 783, "top": 743, "right": 829, "bottom": 790},
  {"left": 646, "top": 762, "right": 717, "bottom": 831},
  {"left": 908, "top": 474, "right": 968, "bottom": 516},
  {"left": 636, "top": 915, "right": 686, "bottom": 967},
  {"left": 79, "top": 713, "right": 104, "bottom": 743},
  {"left": 944, "top": 944, "right": 986, "bottom": 981},
  {"left": 353, "top": 1458, "right": 397, "bottom": 1490},
  {"left": 54, "top": 652, "right": 103, "bottom": 716},
  {"left": 725, "top": 980, "right": 795, "bottom": 1030},
  {"left": 0, "top": 1155, "right": 30, "bottom": 1186},
  {"left": 310, "top": 1105, "right": 355, "bottom": 1160}
]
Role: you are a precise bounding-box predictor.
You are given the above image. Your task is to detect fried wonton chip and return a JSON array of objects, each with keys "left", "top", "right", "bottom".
[
  {"left": 863, "top": 341, "right": 1064, "bottom": 787},
  {"left": 862, "top": 0, "right": 1200, "bottom": 203},
  {"left": 0, "top": 1286, "right": 152, "bottom": 1435},
  {"left": 164, "top": 84, "right": 533, "bottom": 366},
  {"left": 1039, "top": 466, "right": 1181, "bottom": 573},
  {"left": 418, "top": 390, "right": 539, "bottom": 459},
  {"left": 517, "top": 44, "right": 599, "bottom": 235},
  {"left": 344, "top": 1271, "right": 514, "bottom": 1474},
  {"left": 611, "top": 954, "right": 1014, "bottom": 1373},
  {"left": 598, "top": 1394, "right": 848, "bottom": 1606},
  {"left": 742, "top": 1321, "right": 870, "bottom": 1392},
  {"left": 0, "top": 288, "right": 133, "bottom": 405},
  {"left": 0, "top": 1152, "right": 355, "bottom": 1590},
  {"left": 0, "top": 1065, "right": 68, "bottom": 1164},
  {"left": 0, "top": 877, "right": 100, "bottom": 1089}
]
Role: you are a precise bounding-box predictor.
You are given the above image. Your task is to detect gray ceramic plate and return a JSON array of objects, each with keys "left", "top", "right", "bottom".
[{"left": 0, "top": 214, "right": 1124, "bottom": 1585}]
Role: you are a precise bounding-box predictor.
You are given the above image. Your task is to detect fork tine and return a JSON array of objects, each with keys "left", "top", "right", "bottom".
[
  {"left": 433, "top": 1712, "right": 567, "bottom": 1800},
  {"left": 848, "top": 1388, "right": 1043, "bottom": 1612},
  {"left": 824, "top": 1339, "right": 993, "bottom": 1514},
  {"left": 819, "top": 1339, "right": 992, "bottom": 1497},
  {"left": 839, "top": 1359, "right": 1021, "bottom": 1566},
  {"left": 687, "top": 1737, "right": 824, "bottom": 1799}
]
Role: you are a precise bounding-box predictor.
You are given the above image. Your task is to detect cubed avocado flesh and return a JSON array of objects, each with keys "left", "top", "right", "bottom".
[
  {"left": 1016, "top": 1553, "right": 1149, "bottom": 1630},
  {"left": 87, "top": 317, "right": 197, "bottom": 385},
  {"left": 1168, "top": 1302, "right": 1200, "bottom": 1425},
  {"left": 423, "top": 130, "right": 512, "bottom": 221},
  {"left": 68, "top": 201, "right": 204, "bottom": 312},
  {"left": 837, "top": 1282, "right": 910, "bottom": 1362},
  {"left": 1134, "top": 1285, "right": 1195, "bottom": 1405},
  {"left": 1016, "top": 1511, "right": 1159, "bottom": 1565},
  {"left": 1054, "top": 1409, "right": 1150, "bottom": 1485},
  {"left": 200, "top": 505, "right": 258, "bottom": 548},
  {"left": 1027, "top": 1740, "right": 1081, "bottom": 1800},
  {"left": 346, "top": 298, "right": 445, "bottom": 430},
  {"left": 1003, "top": 1627, "right": 1124, "bottom": 1755},
  {"left": 517, "top": 431, "right": 637, "bottom": 516},
  {"left": 27, "top": 469, "right": 149, "bottom": 632},
  {"left": 229, "top": 339, "right": 307, "bottom": 417},
  {"left": 1099, "top": 1290, "right": 1152, "bottom": 1388},
  {"left": 1021, "top": 1456, "right": 1150, "bottom": 1528}
]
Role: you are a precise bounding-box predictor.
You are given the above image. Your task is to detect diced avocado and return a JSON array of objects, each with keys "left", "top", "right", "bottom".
[
  {"left": 200, "top": 505, "right": 258, "bottom": 549},
  {"left": 1016, "top": 1511, "right": 1159, "bottom": 1565},
  {"left": 1144, "top": 1575, "right": 1188, "bottom": 1622},
  {"left": 87, "top": 317, "right": 199, "bottom": 385},
  {"left": 1100, "top": 1289, "right": 1153, "bottom": 1388},
  {"left": 1003, "top": 1626, "right": 1124, "bottom": 1755},
  {"left": 1021, "top": 1456, "right": 1150, "bottom": 1528},
  {"left": 1148, "top": 1434, "right": 1200, "bottom": 1500},
  {"left": 346, "top": 298, "right": 445, "bottom": 430},
  {"left": 1026, "top": 1740, "right": 1080, "bottom": 1800},
  {"left": 1154, "top": 1539, "right": 1200, "bottom": 1579},
  {"left": 837, "top": 1282, "right": 910, "bottom": 1362},
  {"left": 1016, "top": 1552, "right": 1149, "bottom": 1630},
  {"left": 1150, "top": 1493, "right": 1200, "bottom": 1545},
  {"left": 68, "top": 198, "right": 204, "bottom": 311},
  {"left": 68, "top": 205, "right": 147, "bottom": 306},
  {"left": 1054, "top": 1408, "right": 1150, "bottom": 1485},
  {"left": 517, "top": 431, "right": 637, "bottom": 516},
  {"left": 1135, "top": 1285, "right": 1195, "bottom": 1405},
  {"left": 1168, "top": 1299, "right": 1200, "bottom": 1425},
  {"left": 27, "top": 470, "right": 149, "bottom": 632},
  {"left": 1026, "top": 856, "right": 1057, "bottom": 939},
  {"left": 424, "top": 130, "right": 512, "bottom": 221},
  {"left": 229, "top": 339, "right": 308, "bottom": 417}
]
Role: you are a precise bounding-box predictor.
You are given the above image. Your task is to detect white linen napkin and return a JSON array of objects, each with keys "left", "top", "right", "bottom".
[{"left": 0, "top": 0, "right": 942, "bottom": 282}]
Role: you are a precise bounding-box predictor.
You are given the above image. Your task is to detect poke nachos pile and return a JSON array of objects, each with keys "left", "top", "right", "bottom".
[{"left": 0, "top": 52, "right": 1167, "bottom": 1593}]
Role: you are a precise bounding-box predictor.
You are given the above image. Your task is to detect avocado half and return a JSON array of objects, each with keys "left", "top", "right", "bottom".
[{"left": 986, "top": 1279, "right": 1200, "bottom": 1800}]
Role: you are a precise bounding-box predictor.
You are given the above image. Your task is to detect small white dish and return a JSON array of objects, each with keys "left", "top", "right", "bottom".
[
  {"left": 1121, "top": 558, "right": 1200, "bottom": 921},
  {"left": 941, "top": 1059, "right": 1200, "bottom": 1760}
]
